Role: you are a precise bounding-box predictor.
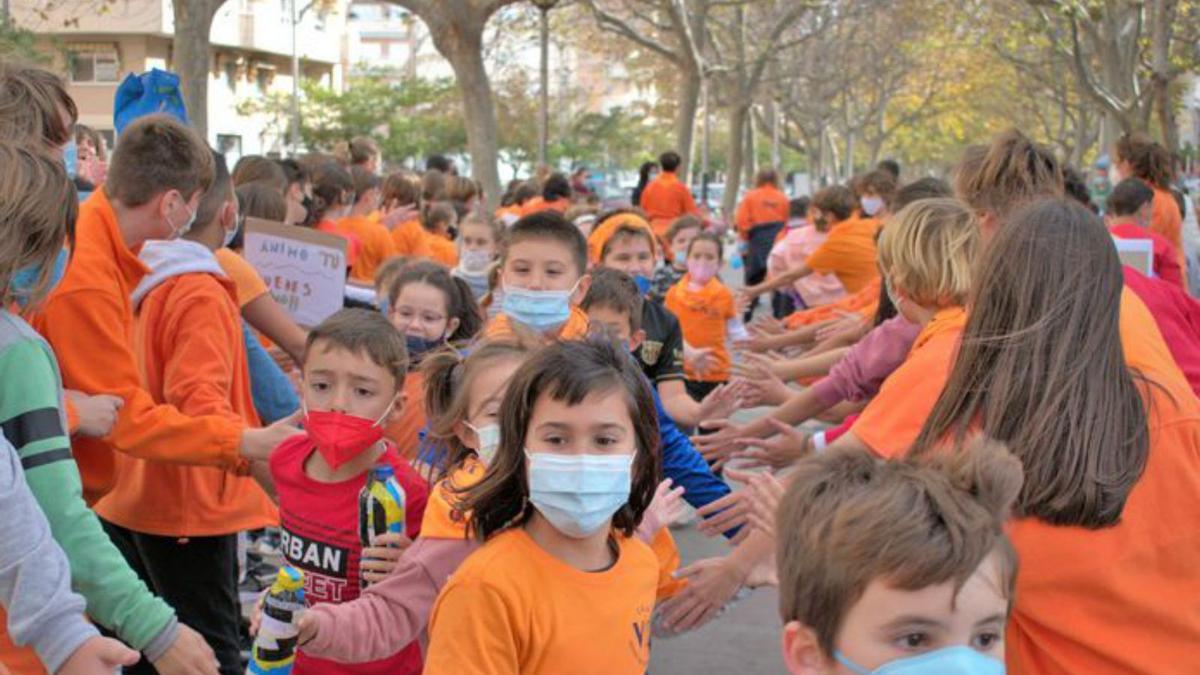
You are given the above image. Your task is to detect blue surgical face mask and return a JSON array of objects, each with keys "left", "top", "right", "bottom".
[
  {"left": 673, "top": 250, "right": 687, "bottom": 267},
  {"left": 501, "top": 281, "right": 577, "bottom": 332},
  {"left": 62, "top": 139, "right": 78, "bottom": 180},
  {"left": 405, "top": 333, "right": 445, "bottom": 359},
  {"left": 835, "top": 646, "right": 1005, "bottom": 675},
  {"left": 861, "top": 195, "right": 885, "bottom": 217},
  {"left": 12, "top": 249, "right": 69, "bottom": 308},
  {"left": 526, "top": 450, "right": 634, "bottom": 538},
  {"left": 633, "top": 274, "right": 652, "bottom": 295}
]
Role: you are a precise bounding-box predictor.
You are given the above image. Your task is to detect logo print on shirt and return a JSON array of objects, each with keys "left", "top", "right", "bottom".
[{"left": 280, "top": 527, "right": 349, "bottom": 577}]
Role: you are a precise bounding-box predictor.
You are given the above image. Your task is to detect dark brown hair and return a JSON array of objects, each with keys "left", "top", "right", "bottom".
[
  {"left": 665, "top": 214, "right": 704, "bottom": 242},
  {"left": 350, "top": 165, "right": 382, "bottom": 203},
  {"left": 373, "top": 256, "right": 410, "bottom": 295},
  {"left": 193, "top": 149, "right": 233, "bottom": 231},
  {"left": 581, "top": 267, "right": 644, "bottom": 332},
  {"left": 755, "top": 168, "right": 779, "bottom": 187},
  {"left": 349, "top": 136, "right": 378, "bottom": 166},
  {"left": 388, "top": 260, "right": 483, "bottom": 345},
  {"left": 459, "top": 338, "right": 661, "bottom": 540},
  {"left": 107, "top": 114, "right": 215, "bottom": 208},
  {"left": 777, "top": 441, "right": 1022, "bottom": 656},
  {"left": 687, "top": 231, "right": 724, "bottom": 261},
  {"left": 236, "top": 181, "right": 288, "bottom": 222},
  {"left": 382, "top": 172, "right": 420, "bottom": 209},
  {"left": 422, "top": 170, "right": 447, "bottom": 203},
  {"left": 856, "top": 169, "right": 898, "bottom": 205},
  {"left": 1115, "top": 132, "right": 1173, "bottom": 189},
  {"left": 811, "top": 185, "right": 857, "bottom": 222},
  {"left": 1106, "top": 178, "right": 1155, "bottom": 218},
  {"left": 308, "top": 161, "right": 353, "bottom": 224},
  {"left": 304, "top": 308, "right": 408, "bottom": 385},
  {"left": 506, "top": 211, "right": 589, "bottom": 275},
  {"left": 954, "top": 129, "right": 1063, "bottom": 219},
  {"left": 232, "top": 155, "right": 286, "bottom": 192},
  {"left": 0, "top": 141, "right": 77, "bottom": 308},
  {"left": 422, "top": 339, "right": 535, "bottom": 480},
  {"left": 913, "top": 199, "right": 1150, "bottom": 528},
  {"left": 893, "top": 176, "right": 952, "bottom": 210},
  {"left": 0, "top": 63, "right": 77, "bottom": 149}
]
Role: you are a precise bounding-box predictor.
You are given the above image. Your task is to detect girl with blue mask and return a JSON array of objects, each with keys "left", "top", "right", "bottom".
[{"left": 423, "top": 339, "right": 665, "bottom": 674}]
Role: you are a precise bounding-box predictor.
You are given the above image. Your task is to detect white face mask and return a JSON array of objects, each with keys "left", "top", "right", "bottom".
[
  {"left": 861, "top": 195, "right": 885, "bottom": 217},
  {"left": 223, "top": 215, "right": 241, "bottom": 248},
  {"left": 168, "top": 198, "right": 197, "bottom": 240},
  {"left": 466, "top": 422, "right": 501, "bottom": 464}
]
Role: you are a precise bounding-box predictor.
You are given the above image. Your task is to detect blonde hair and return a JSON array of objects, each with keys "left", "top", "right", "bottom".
[{"left": 877, "top": 198, "right": 980, "bottom": 307}]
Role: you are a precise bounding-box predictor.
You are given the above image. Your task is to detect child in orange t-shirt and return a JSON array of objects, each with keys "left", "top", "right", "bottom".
[
  {"left": 422, "top": 201, "right": 459, "bottom": 268},
  {"left": 339, "top": 167, "right": 398, "bottom": 283},
  {"left": 664, "top": 232, "right": 747, "bottom": 402},
  {"left": 383, "top": 261, "right": 482, "bottom": 463},
  {"left": 381, "top": 172, "right": 433, "bottom": 260},
  {"left": 423, "top": 339, "right": 664, "bottom": 675}
]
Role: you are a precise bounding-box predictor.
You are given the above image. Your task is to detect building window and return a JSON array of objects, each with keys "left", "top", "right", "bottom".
[
  {"left": 255, "top": 67, "right": 274, "bottom": 94},
  {"left": 69, "top": 52, "right": 120, "bottom": 83},
  {"left": 224, "top": 61, "right": 238, "bottom": 93}
]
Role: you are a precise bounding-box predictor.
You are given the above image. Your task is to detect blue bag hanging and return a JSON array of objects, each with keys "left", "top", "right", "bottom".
[{"left": 113, "top": 68, "right": 189, "bottom": 136}]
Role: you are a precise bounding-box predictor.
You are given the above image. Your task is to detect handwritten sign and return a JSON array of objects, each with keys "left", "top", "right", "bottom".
[
  {"left": 1113, "top": 236, "right": 1154, "bottom": 278},
  {"left": 243, "top": 218, "right": 348, "bottom": 327}
]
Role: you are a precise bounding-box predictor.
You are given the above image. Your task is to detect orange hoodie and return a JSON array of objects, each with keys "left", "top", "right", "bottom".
[
  {"left": 391, "top": 218, "right": 434, "bottom": 260},
  {"left": 94, "top": 239, "right": 277, "bottom": 536},
  {"left": 640, "top": 172, "right": 699, "bottom": 239},
  {"left": 31, "top": 190, "right": 244, "bottom": 504},
  {"left": 734, "top": 184, "right": 789, "bottom": 239},
  {"left": 427, "top": 234, "right": 459, "bottom": 268},
  {"left": 338, "top": 214, "right": 399, "bottom": 283}
]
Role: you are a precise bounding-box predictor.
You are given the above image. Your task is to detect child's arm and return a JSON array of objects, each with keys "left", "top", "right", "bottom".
[
  {"left": 0, "top": 339, "right": 182, "bottom": 662},
  {"left": 299, "top": 537, "right": 479, "bottom": 662},
  {"left": 743, "top": 263, "right": 812, "bottom": 298},
  {"left": 240, "top": 294, "right": 308, "bottom": 367},
  {"left": 0, "top": 433, "right": 102, "bottom": 673}
]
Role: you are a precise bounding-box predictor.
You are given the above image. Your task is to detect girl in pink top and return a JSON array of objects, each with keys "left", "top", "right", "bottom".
[{"left": 768, "top": 202, "right": 846, "bottom": 308}]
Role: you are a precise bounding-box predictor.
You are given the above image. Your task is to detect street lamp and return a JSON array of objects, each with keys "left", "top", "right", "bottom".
[{"left": 531, "top": 0, "right": 559, "bottom": 169}]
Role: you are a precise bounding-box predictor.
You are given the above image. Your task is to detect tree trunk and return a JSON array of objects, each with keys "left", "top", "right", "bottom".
[
  {"left": 745, "top": 106, "right": 756, "bottom": 186},
  {"left": 171, "top": 0, "right": 224, "bottom": 141},
  {"left": 722, "top": 103, "right": 749, "bottom": 218},
  {"left": 427, "top": 16, "right": 502, "bottom": 208},
  {"left": 676, "top": 66, "right": 701, "bottom": 184}
]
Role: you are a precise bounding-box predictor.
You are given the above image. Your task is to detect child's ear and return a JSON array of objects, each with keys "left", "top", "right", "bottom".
[
  {"left": 781, "top": 622, "right": 828, "bottom": 675},
  {"left": 452, "top": 420, "right": 474, "bottom": 451},
  {"left": 222, "top": 200, "right": 238, "bottom": 232},
  {"left": 628, "top": 328, "right": 647, "bottom": 352},
  {"left": 445, "top": 316, "right": 461, "bottom": 340},
  {"left": 570, "top": 273, "right": 592, "bottom": 305},
  {"left": 388, "top": 390, "right": 407, "bottom": 422}
]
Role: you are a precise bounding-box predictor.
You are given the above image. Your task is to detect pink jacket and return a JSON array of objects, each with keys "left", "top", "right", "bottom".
[
  {"left": 768, "top": 223, "right": 846, "bottom": 307},
  {"left": 808, "top": 315, "right": 922, "bottom": 407},
  {"left": 302, "top": 537, "right": 478, "bottom": 661}
]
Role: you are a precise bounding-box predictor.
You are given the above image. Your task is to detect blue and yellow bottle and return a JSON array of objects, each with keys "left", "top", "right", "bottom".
[
  {"left": 248, "top": 566, "right": 305, "bottom": 675},
  {"left": 358, "top": 464, "right": 406, "bottom": 587}
]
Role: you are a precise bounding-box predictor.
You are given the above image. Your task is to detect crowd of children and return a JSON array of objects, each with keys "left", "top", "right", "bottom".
[{"left": 2, "top": 59, "right": 1200, "bottom": 675}]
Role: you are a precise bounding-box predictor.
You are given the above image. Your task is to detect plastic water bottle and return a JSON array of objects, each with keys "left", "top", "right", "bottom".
[
  {"left": 248, "top": 566, "right": 305, "bottom": 675},
  {"left": 358, "top": 464, "right": 406, "bottom": 587}
]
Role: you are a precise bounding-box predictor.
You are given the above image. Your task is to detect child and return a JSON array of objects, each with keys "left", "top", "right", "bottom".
[
  {"left": 267, "top": 309, "right": 429, "bottom": 674},
  {"left": 423, "top": 201, "right": 459, "bottom": 267},
  {"left": 384, "top": 261, "right": 483, "bottom": 460},
  {"left": 293, "top": 340, "right": 534, "bottom": 663},
  {"left": 423, "top": 339, "right": 662, "bottom": 674},
  {"left": 767, "top": 195, "right": 846, "bottom": 311},
  {"left": 0, "top": 140, "right": 215, "bottom": 673},
  {"left": 519, "top": 172, "right": 573, "bottom": 216},
  {"left": 665, "top": 232, "right": 746, "bottom": 402},
  {"left": 95, "top": 150, "right": 276, "bottom": 674},
  {"left": 381, "top": 172, "right": 433, "bottom": 259},
  {"left": 373, "top": 256, "right": 410, "bottom": 315},
  {"left": 1105, "top": 177, "right": 1184, "bottom": 288},
  {"left": 483, "top": 211, "right": 593, "bottom": 341},
  {"left": 651, "top": 214, "right": 702, "bottom": 300},
  {"left": 742, "top": 184, "right": 877, "bottom": 303},
  {"left": 453, "top": 214, "right": 503, "bottom": 301},
  {"left": 1114, "top": 132, "right": 1184, "bottom": 255},
  {"left": 777, "top": 443, "right": 1020, "bottom": 674},
  {"left": 309, "top": 162, "right": 363, "bottom": 266},
  {"left": 277, "top": 158, "right": 311, "bottom": 227},
  {"left": 340, "top": 167, "right": 398, "bottom": 283}
]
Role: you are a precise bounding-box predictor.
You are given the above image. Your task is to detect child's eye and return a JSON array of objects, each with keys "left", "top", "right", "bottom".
[
  {"left": 355, "top": 388, "right": 375, "bottom": 398},
  {"left": 310, "top": 382, "right": 329, "bottom": 392},
  {"left": 596, "top": 435, "right": 619, "bottom": 447},
  {"left": 896, "top": 633, "right": 928, "bottom": 650},
  {"left": 972, "top": 631, "right": 1001, "bottom": 650}
]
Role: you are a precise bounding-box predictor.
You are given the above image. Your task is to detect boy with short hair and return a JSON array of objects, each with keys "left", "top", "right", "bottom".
[
  {"left": 1106, "top": 177, "right": 1184, "bottom": 288},
  {"left": 93, "top": 150, "right": 277, "bottom": 675},
  {"left": 268, "top": 308, "right": 428, "bottom": 674},
  {"left": 340, "top": 167, "right": 398, "bottom": 283},
  {"left": 483, "top": 211, "right": 592, "bottom": 341},
  {"left": 777, "top": 442, "right": 1021, "bottom": 674}
]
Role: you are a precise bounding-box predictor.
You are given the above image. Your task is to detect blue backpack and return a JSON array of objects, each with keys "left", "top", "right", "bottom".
[{"left": 113, "top": 68, "right": 189, "bottom": 135}]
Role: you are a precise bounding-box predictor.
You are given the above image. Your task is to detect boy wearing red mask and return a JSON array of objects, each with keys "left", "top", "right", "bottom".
[
  {"left": 664, "top": 232, "right": 746, "bottom": 404},
  {"left": 267, "top": 309, "right": 428, "bottom": 675}
]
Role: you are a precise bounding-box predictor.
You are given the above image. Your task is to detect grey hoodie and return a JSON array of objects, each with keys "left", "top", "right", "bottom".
[{"left": 132, "top": 239, "right": 227, "bottom": 309}]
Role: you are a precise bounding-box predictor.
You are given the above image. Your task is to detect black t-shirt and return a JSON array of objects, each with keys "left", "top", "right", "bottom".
[{"left": 637, "top": 299, "right": 685, "bottom": 384}]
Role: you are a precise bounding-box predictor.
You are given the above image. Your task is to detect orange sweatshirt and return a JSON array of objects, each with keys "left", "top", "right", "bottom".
[
  {"left": 427, "top": 234, "right": 459, "bottom": 268},
  {"left": 640, "top": 172, "right": 700, "bottom": 240},
  {"left": 734, "top": 184, "right": 789, "bottom": 239},
  {"left": 1150, "top": 188, "right": 1184, "bottom": 263},
  {"left": 94, "top": 240, "right": 277, "bottom": 536},
  {"left": 519, "top": 196, "right": 571, "bottom": 217},
  {"left": 784, "top": 278, "right": 881, "bottom": 329},
  {"left": 31, "top": 190, "right": 244, "bottom": 504},
  {"left": 804, "top": 216, "right": 881, "bottom": 294},
  {"left": 391, "top": 218, "right": 433, "bottom": 260},
  {"left": 338, "top": 214, "right": 399, "bottom": 283}
]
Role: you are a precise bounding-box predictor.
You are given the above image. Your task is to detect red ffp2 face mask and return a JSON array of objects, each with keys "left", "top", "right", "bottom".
[{"left": 304, "top": 406, "right": 391, "bottom": 469}]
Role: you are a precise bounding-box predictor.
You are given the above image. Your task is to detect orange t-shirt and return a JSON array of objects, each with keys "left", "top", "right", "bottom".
[
  {"left": 639, "top": 172, "right": 700, "bottom": 239},
  {"left": 427, "top": 234, "right": 459, "bottom": 268},
  {"left": 316, "top": 220, "right": 362, "bottom": 267},
  {"left": 482, "top": 306, "right": 592, "bottom": 342},
  {"left": 213, "top": 248, "right": 269, "bottom": 308},
  {"left": 519, "top": 196, "right": 571, "bottom": 217},
  {"left": 1150, "top": 188, "right": 1183, "bottom": 255},
  {"left": 805, "top": 217, "right": 881, "bottom": 294},
  {"left": 734, "top": 184, "right": 790, "bottom": 239},
  {"left": 338, "top": 214, "right": 399, "bottom": 283},
  {"left": 384, "top": 371, "right": 427, "bottom": 461},
  {"left": 664, "top": 276, "right": 736, "bottom": 382},
  {"left": 424, "top": 528, "right": 657, "bottom": 675},
  {"left": 391, "top": 218, "right": 434, "bottom": 260},
  {"left": 850, "top": 306, "right": 966, "bottom": 458},
  {"left": 784, "top": 277, "right": 881, "bottom": 329},
  {"left": 495, "top": 204, "right": 523, "bottom": 225}
]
